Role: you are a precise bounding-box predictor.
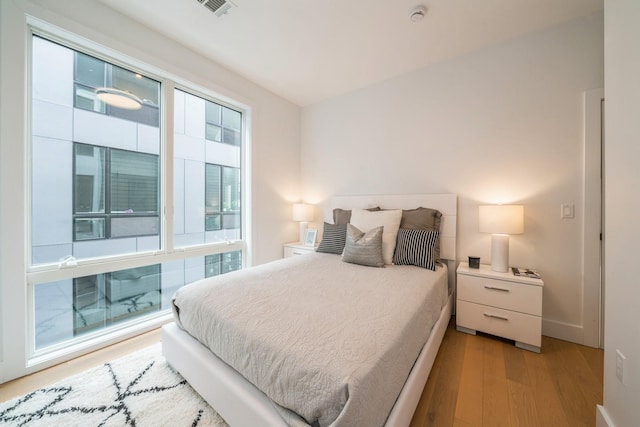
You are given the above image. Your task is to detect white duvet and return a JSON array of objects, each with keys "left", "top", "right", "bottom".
[{"left": 172, "top": 252, "right": 448, "bottom": 427}]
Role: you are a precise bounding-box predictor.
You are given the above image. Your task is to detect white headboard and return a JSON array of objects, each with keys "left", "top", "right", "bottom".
[{"left": 325, "top": 193, "right": 457, "bottom": 261}]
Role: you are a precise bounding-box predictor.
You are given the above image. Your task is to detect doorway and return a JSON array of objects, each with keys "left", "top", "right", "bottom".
[{"left": 583, "top": 88, "right": 604, "bottom": 348}]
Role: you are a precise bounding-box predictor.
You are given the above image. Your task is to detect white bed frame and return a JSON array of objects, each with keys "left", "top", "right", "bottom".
[{"left": 163, "top": 194, "right": 457, "bottom": 427}]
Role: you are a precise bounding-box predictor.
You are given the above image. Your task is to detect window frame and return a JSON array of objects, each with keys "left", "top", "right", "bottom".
[{"left": 24, "top": 25, "right": 251, "bottom": 364}]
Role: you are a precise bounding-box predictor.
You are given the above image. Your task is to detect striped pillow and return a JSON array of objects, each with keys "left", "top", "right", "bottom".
[
  {"left": 392, "top": 228, "right": 439, "bottom": 271},
  {"left": 316, "top": 222, "right": 347, "bottom": 254}
]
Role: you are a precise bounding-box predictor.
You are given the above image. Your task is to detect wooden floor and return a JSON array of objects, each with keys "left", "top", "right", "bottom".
[
  {"left": 0, "top": 328, "right": 162, "bottom": 402},
  {"left": 411, "top": 318, "right": 604, "bottom": 427},
  {"left": 1, "top": 319, "right": 603, "bottom": 427}
]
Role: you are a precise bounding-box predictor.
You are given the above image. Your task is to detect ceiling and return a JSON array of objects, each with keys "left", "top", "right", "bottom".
[{"left": 99, "top": 0, "right": 603, "bottom": 106}]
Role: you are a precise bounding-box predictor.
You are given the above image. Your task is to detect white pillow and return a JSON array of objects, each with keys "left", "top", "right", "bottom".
[{"left": 350, "top": 209, "right": 402, "bottom": 265}]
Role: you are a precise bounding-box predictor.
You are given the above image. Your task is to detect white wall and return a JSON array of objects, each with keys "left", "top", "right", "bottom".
[
  {"left": 301, "top": 12, "right": 604, "bottom": 343},
  {"left": 0, "top": 0, "right": 301, "bottom": 382},
  {"left": 600, "top": 0, "right": 640, "bottom": 425}
]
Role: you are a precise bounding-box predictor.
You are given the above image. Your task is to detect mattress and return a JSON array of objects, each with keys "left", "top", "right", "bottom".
[{"left": 171, "top": 252, "right": 448, "bottom": 427}]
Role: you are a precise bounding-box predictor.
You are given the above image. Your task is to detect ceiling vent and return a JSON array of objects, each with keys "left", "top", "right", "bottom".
[{"left": 197, "top": 0, "right": 237, "bottom": 17}]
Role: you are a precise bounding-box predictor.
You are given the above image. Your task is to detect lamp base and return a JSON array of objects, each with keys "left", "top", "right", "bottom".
[
  {"left": 299, "top": 222, "right": 308, "bottom": 244},
  {"left": 491, "top": 234, "right": 510, "bottom": 273}
]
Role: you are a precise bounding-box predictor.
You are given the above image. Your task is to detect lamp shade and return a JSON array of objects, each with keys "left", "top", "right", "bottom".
[
  {"left": 479, "top": 205, "right": 524, "bottom": 235},
  {"left": 292, "top": 203, "right": 314, "bottom": 222}
]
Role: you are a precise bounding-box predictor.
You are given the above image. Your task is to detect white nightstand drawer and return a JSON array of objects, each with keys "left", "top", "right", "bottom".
[
  {"left": 457, "top": 274, "right": 542, "bottom": 316},
  {"left": 283, "top": 243, "right": 318, "bottom": 258},
  {"left": 284, "top": 247, "right": 311, "bottom": 257},
  {"left": 457, "top": 300, "right": 542, "bottom": 348}
]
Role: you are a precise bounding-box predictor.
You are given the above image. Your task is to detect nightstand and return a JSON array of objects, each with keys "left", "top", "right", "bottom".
[
  {"left": 456, "top": 262, "right": 544, "bottom": 352},
  {"left": 283, "top": 242, "right": 317, "bottom": 258}
]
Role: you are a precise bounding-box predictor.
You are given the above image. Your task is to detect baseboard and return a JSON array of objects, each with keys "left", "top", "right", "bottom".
[
  {"left": 597, "top": 405, "right": 615, "bottom": 427},
  {"left": 542, "top": 318, "right": 584, "bottom": 344}
]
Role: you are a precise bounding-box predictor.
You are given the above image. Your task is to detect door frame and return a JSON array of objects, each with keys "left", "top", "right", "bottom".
[{"left": 583, "top": 88, "right": 604, "bottom": 348}]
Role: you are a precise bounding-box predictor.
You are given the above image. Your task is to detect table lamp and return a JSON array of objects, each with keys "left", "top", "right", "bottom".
[
  {"left": 479, "top": 205, "right": 524, "bottom": 272},
  {"left": 292, "top": 203, "right": 314, "bottom": 243}
]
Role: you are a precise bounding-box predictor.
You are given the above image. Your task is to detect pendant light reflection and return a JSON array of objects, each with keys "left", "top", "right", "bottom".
[{"left": 95, "top": 87, "right": 143, "bottom": 110}]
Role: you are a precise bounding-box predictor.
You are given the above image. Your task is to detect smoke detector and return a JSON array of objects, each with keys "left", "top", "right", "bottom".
[
  {"left": 197, "top": 0, "right": 237, "bottom": 17},
  {"left": 409, "top": 5, "right": 427, "bottom": 23}
]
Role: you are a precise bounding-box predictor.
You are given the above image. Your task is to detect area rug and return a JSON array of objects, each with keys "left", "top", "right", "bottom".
[{"left": 0, "top": 343, "right": 228, "bottom": 426}]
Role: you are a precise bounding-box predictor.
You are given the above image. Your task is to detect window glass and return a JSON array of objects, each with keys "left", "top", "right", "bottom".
[
  {"left": 110, "top": 150, "right": 158, "bottom": 213},
  {"left": 36, "top": 263, "right": 161, "bottom": 349},
  {"left": 206, "top": 102, "right": 221, "bottom": 125},
  {"left": 222, "top": 107, "right": 241, "bottom": 131},
  {"left": 205, "top": 250, "right": 242, "bottom": 278},
  {"left": 74, "top": 52, "right": 105, "bottom": 87},
  {"left": 31, "top": 36, "right": 161, "bottom": 265},
  {"left": 74, "top": 144, "right": 105, "bottom": 214},
  {"left": 30, "top": 36, "right": 246, "bottom": 356},
  {"left": 175, "top": 89, "right": 242, "bottom": 245},
  {"left": 73, "top": 47, "right": 159, "bottom": 126}
]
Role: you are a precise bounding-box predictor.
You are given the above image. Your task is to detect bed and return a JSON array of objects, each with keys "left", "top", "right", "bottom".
[{"left": 162, "top": 194, "right": 457, "bottom": 427}]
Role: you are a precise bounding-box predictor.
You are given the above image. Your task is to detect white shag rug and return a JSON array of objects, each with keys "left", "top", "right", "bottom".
[{"left": 0, "top": 344, "right": 228, "bottom": 426}]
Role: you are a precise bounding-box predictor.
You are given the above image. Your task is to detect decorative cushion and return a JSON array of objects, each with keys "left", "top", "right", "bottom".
[
  {"left": 316, "top": 222, "right": 347, "bottom": 255},
  {"left": 342, "top": 224, "right": 384, "bottom": 267},
  {"left": 333, "top": 207, "right": 381, "bottom": 225},
  {"left": 350, "top": 209, "right": 402, "bottom": 265},
  {"left": 399, "top": 207, "right": 443, "bottom": 260},
  {"left": 392, "top": 228, "right": 440, "bottom": 271}
]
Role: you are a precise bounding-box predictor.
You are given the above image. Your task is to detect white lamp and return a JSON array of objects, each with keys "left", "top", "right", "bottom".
[
  {"left": 479, "top": 205, "right": 524, "bottom": 272},
  {"left": 292, "top": 203, "right": 314, "bottom": 243}
]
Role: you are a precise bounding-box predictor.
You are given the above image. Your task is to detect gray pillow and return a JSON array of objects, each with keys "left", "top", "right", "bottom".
[
  {"left": 333, "top": 207, "right": 381, "bottom": 225},
  {"left": 342, "top": 224, "right": 384, "bottom": 267},
  {"left": 316, "top": 222, "right": 347, "bottom": 254}
]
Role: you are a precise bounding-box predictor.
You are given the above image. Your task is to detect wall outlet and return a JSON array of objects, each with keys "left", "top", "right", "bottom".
[{"left": 616, "top": 349, "right": 626, "bottom": 384}]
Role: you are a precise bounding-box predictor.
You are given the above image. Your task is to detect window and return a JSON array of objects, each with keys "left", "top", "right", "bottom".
[
  {"left": 174, "top": 89, "right": 242, "bottom": 247},
  {"left": 73, "top": 143, "right": 159, "bottom": 241},
  {"left": 205, "top": 100, "right": 242, "bottom": 146},
  {"left": 205, "top": 164, "right": 240, "bottom": 231},
  {"left": 32, "top": 36, "right": 162, "bottom": 266},
  {"left": 72, "top": 265, "right": 161, "bottom": 337},
  {"left": 74, "top": 52, "right": 160, "bottom": 127},
  {"left": 205, "top": 251, "right": 242, "bottom": 278},
  {"left": 30, "top": 35, "right": 246, "bottom": 356}
]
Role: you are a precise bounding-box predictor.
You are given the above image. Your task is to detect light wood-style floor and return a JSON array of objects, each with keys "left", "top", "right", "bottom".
[
  {"left": 1, "top": 319, "right": 603, "bottom": 427},
  {"left": 410, "top": 318, "right": 604, "bottom": 427},
  {"left": 0, "top": 329, "right": 162, "bottom": 402}
]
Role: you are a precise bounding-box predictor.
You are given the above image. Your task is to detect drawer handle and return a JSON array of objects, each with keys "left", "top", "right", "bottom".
[
  {"left": 484, "top": 285, "right": 510, "bottom": 292},
  {"left": 484, "top": 313, "right": 509, "bottom": 321}
]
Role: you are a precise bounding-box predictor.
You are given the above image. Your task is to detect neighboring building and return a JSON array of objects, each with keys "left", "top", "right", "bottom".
[{"left": 32, "top": 37, "right": 243, "bottom": 349}]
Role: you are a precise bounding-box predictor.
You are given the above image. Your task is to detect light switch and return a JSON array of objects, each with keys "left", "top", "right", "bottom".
[{"left": 561, "top": 204, "right": 575, "bottom": 219}]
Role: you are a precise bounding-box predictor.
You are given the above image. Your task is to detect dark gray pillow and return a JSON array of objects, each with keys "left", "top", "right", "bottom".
[
  {"left": 342, "top": 224, "right": 384, "bottom": 267},
  {"left": 399, "top": 207, "right": 443, "bottom": 260},
  {"left": 316, "top": 222, "right": 347, "bottom": 254},
  {"left": 333, "top": 207, "right": 381, "bottom": 225},
  {"left": 393, "top": 228, "right": 439, "bottom": 271}
]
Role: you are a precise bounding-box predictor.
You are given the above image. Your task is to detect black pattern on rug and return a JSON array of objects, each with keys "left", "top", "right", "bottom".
[{"left": 0, "top": 345, "right": 227, "bottom": 427}]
